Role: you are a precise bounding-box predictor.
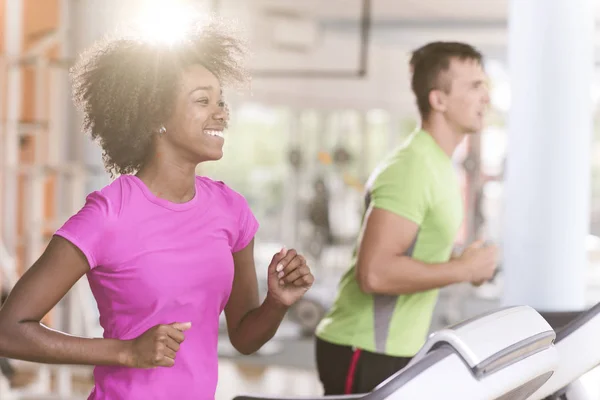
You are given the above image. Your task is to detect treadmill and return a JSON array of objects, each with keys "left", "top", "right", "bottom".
[
  {"left": 233, "top": 306, "right": 559, "bottom": 400},
  {"left": 528, "top": 302, "right": 600, "bottom": 400}
]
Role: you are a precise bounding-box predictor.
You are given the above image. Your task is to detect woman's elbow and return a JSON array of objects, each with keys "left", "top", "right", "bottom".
[
  {"left": 230, "top": 339, "right": 258, "bottom": 356},
  {"left": 0, "top": 320, "right": 17, "bottom": 357},
  {"left": 235, "top": 346, "right": 255, "bottom": 356},
  {"left": 229, "top": 332, "right": 260, "bottom": 355}
]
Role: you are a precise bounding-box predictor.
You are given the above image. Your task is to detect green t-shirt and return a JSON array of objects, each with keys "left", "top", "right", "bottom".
[{"left": 315, "top": 129, "right": 464, "bottom": 357}]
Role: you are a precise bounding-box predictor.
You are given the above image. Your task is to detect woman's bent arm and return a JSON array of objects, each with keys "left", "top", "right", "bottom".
[{"left": 0, "top": 236, "right": 129, "bottom": 366}]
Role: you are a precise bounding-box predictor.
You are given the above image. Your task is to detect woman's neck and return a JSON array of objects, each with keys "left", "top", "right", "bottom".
[{"left": 136, "top": 154, "right": 197, "bottom": 204}]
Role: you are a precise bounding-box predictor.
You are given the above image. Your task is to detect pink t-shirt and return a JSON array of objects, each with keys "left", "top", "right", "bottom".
[{"left": 54, "top": 174, "right": 259, "bottom": 399}]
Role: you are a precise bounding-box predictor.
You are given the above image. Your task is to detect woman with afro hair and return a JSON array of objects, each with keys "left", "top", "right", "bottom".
[{"left": 0, "top": 15, "right": 314, "bottom": 399}]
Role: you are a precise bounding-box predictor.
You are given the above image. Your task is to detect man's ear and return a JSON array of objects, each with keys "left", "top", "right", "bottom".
[{"left": 428, "top": 89, "right": 447, "bottom": 113}]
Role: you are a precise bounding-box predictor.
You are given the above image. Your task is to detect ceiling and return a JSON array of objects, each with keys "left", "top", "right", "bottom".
[
  {"left": 74, "top": 0, "right": 600, "bottom": 113},
  {"left": 252, "top": 0, "right": 600, "bottom": 22},
  {"left": 240, "top": 0, "right": 600, "bottom": 113}
]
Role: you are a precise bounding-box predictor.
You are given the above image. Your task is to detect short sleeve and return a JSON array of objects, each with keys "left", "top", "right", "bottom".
[
  {"left": 230, "top": 190, "right": 260, "bottom": 253},
  {"left": 54, "top": 190, "right": 113, "bottom": 269},
  {"left": 368, "top": 155, "right": 433, "bottom": 225}
]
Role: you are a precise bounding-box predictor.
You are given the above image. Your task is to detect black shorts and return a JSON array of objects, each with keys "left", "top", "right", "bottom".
[{"left": 315, "top": 337, "right": 412, "bottom": 395}]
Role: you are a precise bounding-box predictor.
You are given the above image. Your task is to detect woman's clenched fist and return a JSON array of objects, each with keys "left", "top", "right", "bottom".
[{"left": 123, "top": 322, "right": 191, "bottom": 368}]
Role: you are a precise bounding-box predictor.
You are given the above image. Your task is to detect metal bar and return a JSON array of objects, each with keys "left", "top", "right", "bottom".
[
  {"left": 0, "top": 55, "right": 72, "bottom": 67},
  {"left": 252, "top": 70, "right": 367, "bottom": 79},
  {"left": 6, "top": 163, "right": 102, "bottom": 175},
  {"left": 22, "top": 30, "right": 59, "bottom": 57},
  {"left": 320, "top": 17, "right": 508, "bottom": 31},
  {"left": 357, "top": 0, "right": 371, "bottom": 76}
]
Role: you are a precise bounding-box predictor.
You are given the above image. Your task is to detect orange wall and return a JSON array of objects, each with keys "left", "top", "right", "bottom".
[
  {"left": 23, "top": 0, "right": 59, "bottom": 51},
  {"left": 0, "top": 0, "right": 60, "bottom": 286}
]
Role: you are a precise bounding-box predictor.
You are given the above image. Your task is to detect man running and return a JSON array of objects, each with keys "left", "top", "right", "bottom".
[{"left": 315, "top": 41, "right": 498, "bottom": 394}]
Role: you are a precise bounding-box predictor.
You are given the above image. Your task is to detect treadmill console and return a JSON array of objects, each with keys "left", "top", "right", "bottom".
[{"left": 410, "top": 306, "right": 556, "bottom": 378}]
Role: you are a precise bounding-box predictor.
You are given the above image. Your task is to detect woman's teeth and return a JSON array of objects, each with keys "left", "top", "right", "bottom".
[{"left": 204, "top": 130, "right": 223, "bottom": 138}]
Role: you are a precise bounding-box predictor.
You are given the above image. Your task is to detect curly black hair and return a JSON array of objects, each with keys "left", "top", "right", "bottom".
[{"left": 70, "top": 17, "right": 248, "bottom": 177}]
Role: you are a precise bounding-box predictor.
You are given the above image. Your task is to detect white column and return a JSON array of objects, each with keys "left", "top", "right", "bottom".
[{"left": 502, "top": 0, "right": 595, "bottom": 311}]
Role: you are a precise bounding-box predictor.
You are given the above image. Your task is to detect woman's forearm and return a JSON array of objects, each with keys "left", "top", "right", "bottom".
[
  {"left": 0, "top": 321, "right": 130, "bottom": 366},
  {"left": 230, "top": 294, "right": 288, "bottom": 355}
]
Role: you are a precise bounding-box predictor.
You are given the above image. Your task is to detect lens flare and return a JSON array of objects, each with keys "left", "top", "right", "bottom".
[{"left": 132, "top": 1, "right": 208, "bottom": 46}]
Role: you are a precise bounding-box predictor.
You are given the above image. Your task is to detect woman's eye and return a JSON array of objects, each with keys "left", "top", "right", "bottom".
[{"left": 196, "top": 98, "right": 209, "bottom": 104}]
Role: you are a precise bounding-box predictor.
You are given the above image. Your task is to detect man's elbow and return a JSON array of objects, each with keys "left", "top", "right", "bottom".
[
  {"left": 357, "top": 261, "right": 413, "bottom": 295},
  {"left": 357, "top": 264, "right": 383, "bottom": 294}
]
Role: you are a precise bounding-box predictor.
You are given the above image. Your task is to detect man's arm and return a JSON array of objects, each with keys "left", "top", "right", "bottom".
[{"left": 355, "top": 206, "right": 468, "bottom": 295}]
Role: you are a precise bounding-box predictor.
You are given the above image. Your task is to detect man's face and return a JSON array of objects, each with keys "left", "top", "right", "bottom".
[{"left": 440, "top": 58, "right": 490, "bottom": 134}]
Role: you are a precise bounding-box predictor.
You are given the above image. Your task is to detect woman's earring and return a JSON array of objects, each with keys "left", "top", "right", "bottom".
[{"left": 159, "top": 126, "right": 167, "bottom": 134}]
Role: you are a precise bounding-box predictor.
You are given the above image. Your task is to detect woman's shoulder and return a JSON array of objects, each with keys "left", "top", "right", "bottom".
[
  {"left": 83, "top": 175, "right": 127, "bottom": 216},
  {"left": 195, "top": 176, "right": 248, "bottom": 207}
]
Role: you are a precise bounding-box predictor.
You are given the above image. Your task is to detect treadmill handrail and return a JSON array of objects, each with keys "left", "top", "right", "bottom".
[
  {"left": 407, "top": 306, "right": 555, "bottom": 376},
  {"left": 233, "top": 395, "right": 365, "bottom": 400},
  {"left": 413, "top": 329, "right": 479, "bottom": 367},
  {"left": 363, "top": 346, "right": 454, "bottom": 399},
  {"left": 529, "top": 301, "right": 600, "bottom": 399},
  {"left": 554, "top": 301, "right": 600, "bottom": 342},
  {"left": 409, "top": 330, "right": 555, "bottom": 380},
  {"left": 472, "top": 330, "right": 555, "bottom": 378}
]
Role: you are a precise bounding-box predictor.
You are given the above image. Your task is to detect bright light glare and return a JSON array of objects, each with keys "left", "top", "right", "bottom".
[{"left": 132, "top": 1, "right": 208, "bottom": 45}]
